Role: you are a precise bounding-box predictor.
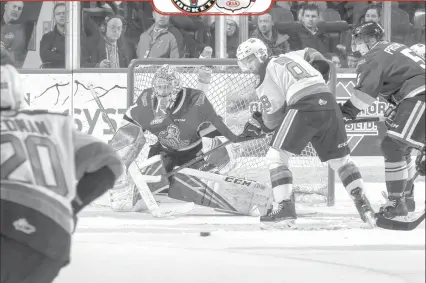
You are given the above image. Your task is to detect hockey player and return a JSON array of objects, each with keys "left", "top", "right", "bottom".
[
  {"left": 235, "top": 38, "right": 375, "bottom": 229},
  {"left": 0, "top": 52, "right": 123, "bottom": 283},
  {"left": 109, "top": 64, "right": 260, "bottom": 214},
  {"left": 340, "top": 22, "right": 425, "bottom": 219}
]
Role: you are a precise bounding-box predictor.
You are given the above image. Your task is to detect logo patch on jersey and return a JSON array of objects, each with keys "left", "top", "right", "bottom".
[
  {"left": 158, "top": 124, "right": 190, "bottom": 149},
  {"left": 13, "top": 218, "right": 36, "bottom": 234},
  {"left": 173, "top": 0, "right": 216, "bottom": 14},
  {"left": 150, "top": 118, "right": 164, "bottom": 125},
  {"left": 318, "top": 99, "right": 327, "bottom": 106},
  {"left": 216, "top": 0, "right": 255, "bottom": 13}
]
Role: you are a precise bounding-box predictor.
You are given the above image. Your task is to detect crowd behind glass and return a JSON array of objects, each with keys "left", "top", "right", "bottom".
[{"left": 1, "top": 1, "right": 425, "bottom": 69}]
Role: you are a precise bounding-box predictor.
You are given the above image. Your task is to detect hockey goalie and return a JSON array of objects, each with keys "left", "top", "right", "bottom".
[{"left": 108, "top": 64, "right": 271, "bottom": 216}]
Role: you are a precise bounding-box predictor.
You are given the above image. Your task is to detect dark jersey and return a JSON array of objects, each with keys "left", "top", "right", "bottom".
[
  {"left": 1, "top": 109, "right": 122, "bottom": 262},
  {"left": 124, "top": 87, "right": 236, "bottom": 151},
  {"left": 351, "top": 42, "right": 425, "bottom": 109}
]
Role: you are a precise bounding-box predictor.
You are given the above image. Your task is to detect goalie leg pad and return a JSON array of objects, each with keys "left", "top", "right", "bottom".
[
  {"left": 141, "top": 155, "right": 171, "bottom": 194},
  {"left": 168, "top": 173, "right": 270, "bottom": 216}
]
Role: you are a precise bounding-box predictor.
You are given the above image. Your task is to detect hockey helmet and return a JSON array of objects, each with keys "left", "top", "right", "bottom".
[
  {"left": 1, "top": 51, "right": 24, "bottom": 110},
  {"left": 352, "top": 22, "right": 384, "bottom": 40},
  {"left": 152, "top": 64, "right": 182, "bottom": 99},
  {"left": 351, "top": 22, "right": 384, "bottom": 55},
  {"left": 410, "top": 43, "right": 425, "bottom": 60},
  {"left": 236, "top": 38, "right": 268, "bottom": 71}
]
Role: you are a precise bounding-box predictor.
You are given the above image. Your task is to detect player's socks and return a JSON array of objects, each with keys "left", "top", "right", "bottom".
[
  {"left": 336, "top": 163, "right": 375, "bottom": 227},
  {"left": 403, "top": 155, "right": 417, "bottom": 212},
  {"left": 404, "top": 185, "right": 416, "bottom": 212},
  {"left": 260, "top": 196, "right": 297, "bottom": 229}
]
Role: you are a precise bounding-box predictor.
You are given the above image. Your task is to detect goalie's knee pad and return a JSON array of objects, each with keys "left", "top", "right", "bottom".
[
  {"left": 328, "top": 154, "right": 351, "bottom": 171},
  {"left": 108, "top": 172, "right": 139, "bottom": 212},
  {"left": 381, "top": 136, "right": 406, "bottom": 162},
  {"left": 108, "top": 155, "right": 171, "bottom": 212}
]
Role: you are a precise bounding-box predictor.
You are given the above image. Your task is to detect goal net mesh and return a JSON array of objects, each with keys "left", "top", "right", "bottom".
[{"left": 129, "top": 62, "right": 334, "bottom": 204}]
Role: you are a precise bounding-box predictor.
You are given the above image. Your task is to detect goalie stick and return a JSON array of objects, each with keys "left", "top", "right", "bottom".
[{"left": 87, "top": 84, "right": 193, "bottom": 217}]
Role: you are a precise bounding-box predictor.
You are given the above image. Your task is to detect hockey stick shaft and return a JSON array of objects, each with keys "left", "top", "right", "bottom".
[
  {"left": 86, "top": 83, "right": 117, "bottom": 132},
  {"left": 163, "top": 115, "right": 385, "bottom": 180},
  {"left": 163, "top": 133, "right": 270, "bottom": 179},
  {"left": 345, "top": 116, "right": 387, "bottom": 124}
]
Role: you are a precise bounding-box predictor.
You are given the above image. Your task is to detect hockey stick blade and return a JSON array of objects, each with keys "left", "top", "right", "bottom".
[{"left": 376, "top": 210, "right": 425, "bottom": 231}]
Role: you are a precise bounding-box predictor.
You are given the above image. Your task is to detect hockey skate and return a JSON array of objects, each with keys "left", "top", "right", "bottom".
[
  {"left": 350, "top": 188, "right": 376, "bottom": 228},
  {"left": 377, "top": 192, "right": 409, "bottom": 219},
  {"left": 260, "top": 197, "right": 297, "bottom": 230},
  {"left": 404, "top": 185, "right": 416, "bottom": 213}
]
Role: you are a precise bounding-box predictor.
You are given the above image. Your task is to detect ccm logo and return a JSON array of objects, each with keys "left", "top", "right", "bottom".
[
  {"left": 224, "top": 176, "right": 252, "bottom": 186},
  {"left": 226, "top": 1, "right": 240, "bottom": 7}
]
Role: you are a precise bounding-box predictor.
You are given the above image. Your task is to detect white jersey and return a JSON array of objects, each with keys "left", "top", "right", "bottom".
[
  {"left": 1, "top": 111, "right": 76, "bottom": 204},
  {"left": 256, "top": 51, "right": 330, "bottom": 129}
]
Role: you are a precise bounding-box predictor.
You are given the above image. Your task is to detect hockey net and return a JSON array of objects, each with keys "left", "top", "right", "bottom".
[{"left": 128, "top": 59, "right": 335, "bottom": 206}]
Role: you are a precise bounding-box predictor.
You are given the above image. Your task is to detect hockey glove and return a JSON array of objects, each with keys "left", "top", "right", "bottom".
[
  {"left": 251, "top": 111, "right": 274, "bottom": 133},
  {"left": 240, "top": 121, "right": 262, "bottom": 138},
  {"left": 340, "top": 101, "right": 360, "bottom": 121},
  {"left": 384, "top": 104, "right": 397, "bottom": 129},
  {"left": 416, "top": 146, "right": 425, "bottom": 176}
]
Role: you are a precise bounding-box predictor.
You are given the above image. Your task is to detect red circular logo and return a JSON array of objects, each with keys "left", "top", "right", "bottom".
[{"left": 226, "top": 1, "right": 240, "bottom": 7}]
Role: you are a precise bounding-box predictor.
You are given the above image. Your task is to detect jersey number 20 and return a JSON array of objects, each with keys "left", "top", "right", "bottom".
[{"left": 1, "top": 134, "right": 68, "bottom": 196}]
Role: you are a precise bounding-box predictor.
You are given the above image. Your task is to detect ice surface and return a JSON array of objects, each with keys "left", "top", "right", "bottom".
[{"left": 54, "top": 182, "right": 425, "bottom": 283}]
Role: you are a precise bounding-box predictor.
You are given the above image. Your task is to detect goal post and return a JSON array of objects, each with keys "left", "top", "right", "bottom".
[{"left": 127, "top": 58, "right": 336, "bottom": 207}]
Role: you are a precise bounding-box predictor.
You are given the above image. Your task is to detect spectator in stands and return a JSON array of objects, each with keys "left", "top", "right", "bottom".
[
  {"left": 210, "top": 17, "right": 240, "bottom": 58},
  {"left": 81, "top": 15, "right": 135, "bottom": 68},
  {"left": 172, "top": 16, "right": 210, "bottom": 58},
  {"left": 297, "top": 4, "right": 332, "bottom": 54},
  {"left": 324, "top": 52, "right": 341, "bottom": 68},
  {"left": 136, "top": 11, "right": 184, "bottom": 58},
  {"left": 251, "top": 13, "right": 290, "bottom": 56},
  {"left": 0, "top": 1, "right": 26, "bottom": 68},
  {"left": 363, "top": 4, "right": 381, "bottom": 24},
  {"left": 346, "top": 51, "right": 361, "bottom": 68},
  {"left": 39, "top": 3, "right": 66, "bottom": 68}
]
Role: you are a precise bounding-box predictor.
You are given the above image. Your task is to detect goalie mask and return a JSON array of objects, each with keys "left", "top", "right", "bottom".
[
  {"left": 152, "top": 65, "right": 182, "bottom": 116},
  {"left": 236, "top": 38, "right": 268, "bottom": 73}
]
